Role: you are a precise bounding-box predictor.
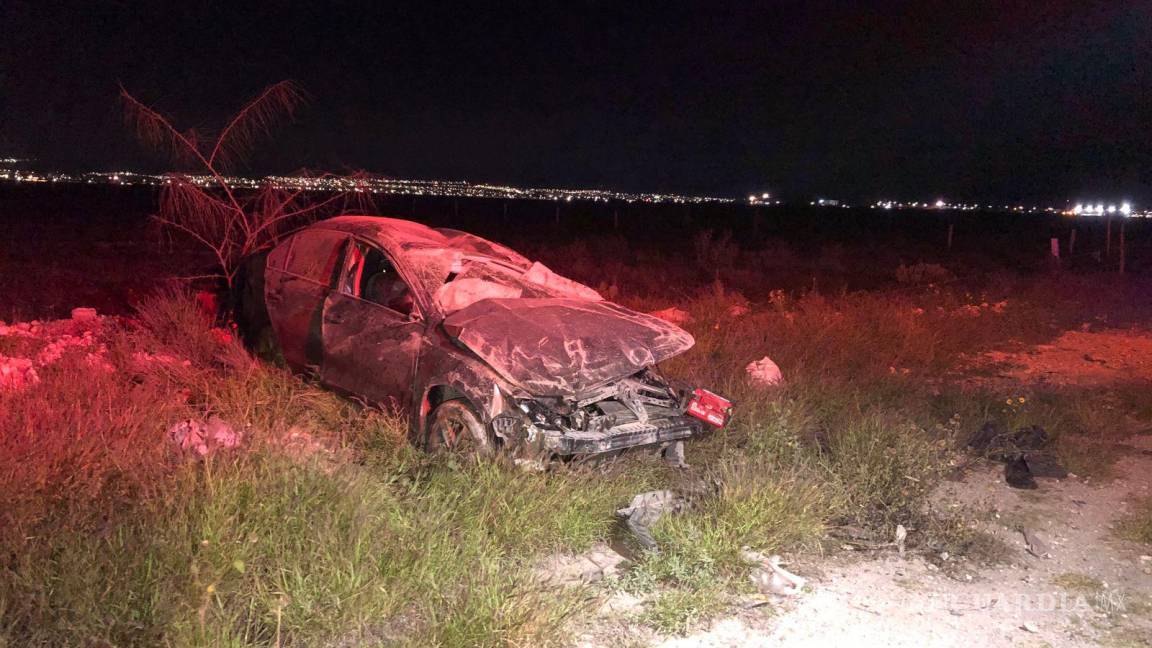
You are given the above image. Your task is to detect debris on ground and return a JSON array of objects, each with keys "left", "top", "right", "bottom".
[
  {"left": 968, "top": 422, "right": 1067, "bottom": 489},
  {"left": 742, "top": 548, "right": 807, "bottom": 597},
  {"left": 648, "top": 307, "right": 693, "bottom": 326},
  {"left": 1021, "top": 452, "right": 1069, "bottom": 479},
  {"left": 616, "top": 490, "right": 690, "bottom": 551},
  {"left": 746, "top": 356, "right": 784, "bottom": 387},
  {"left": 1004, "top": 456, "right": 1037, "bottom": 489},
  {"left": 1019, "top": 527, "right": 1051, "bottom": 559},
  {"left": 536, "top": 543, "right": 630, "bottom": 586},
  {"left": 168, "top": 416, "right": 244, "bottom": 456}
]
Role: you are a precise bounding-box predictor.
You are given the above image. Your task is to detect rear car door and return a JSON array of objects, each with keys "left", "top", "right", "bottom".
[
  {"left": 320, "top": 239, "right": 426, "bottom": 411},
  {"left": 264, "top": 229, "right": 348, "bottom": 371}
]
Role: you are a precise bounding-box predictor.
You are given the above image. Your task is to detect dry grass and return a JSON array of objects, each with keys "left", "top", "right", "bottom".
[{"left": 4, "top": 270, "right": 1152, "bottom": 644}]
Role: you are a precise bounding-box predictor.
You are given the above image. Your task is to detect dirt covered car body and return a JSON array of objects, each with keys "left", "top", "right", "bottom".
[{"left": 244, "top": 216, "right": 727, "bottom": 457}]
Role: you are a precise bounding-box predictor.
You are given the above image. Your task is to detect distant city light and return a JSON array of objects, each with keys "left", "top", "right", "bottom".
[
  {"left": 1069, "top": 201, "right": 1141, "bottom": 217},
  {"left": 0, "top": 160, "right": 733, "bottom": 206},
  {"left": 748, "top": 191, "right": 781, "bottom": 206},
  {"left": 1, "top": 157, "right": 1145, "bottom": 217}
]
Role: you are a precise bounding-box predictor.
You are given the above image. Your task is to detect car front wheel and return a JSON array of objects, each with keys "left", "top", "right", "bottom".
[{"left": 426, "top": 400, "right": 493, "bottom": 457}]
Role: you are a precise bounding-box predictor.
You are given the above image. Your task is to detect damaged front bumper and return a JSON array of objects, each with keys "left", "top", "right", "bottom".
[
  {"left": 491, "top": 371, "right": 724, "bottom": 457},
  {"left": 541, "top": 414, "right": 704, "bottom": 455}
]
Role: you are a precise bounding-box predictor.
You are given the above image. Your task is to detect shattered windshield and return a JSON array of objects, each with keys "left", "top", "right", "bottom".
[{"left": 404, "top": 244, "right": 602, "bottom": 314}]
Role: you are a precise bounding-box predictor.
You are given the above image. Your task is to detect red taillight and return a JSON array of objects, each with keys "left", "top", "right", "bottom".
[{"left": 686, "top": 388, "right": 732, "bottom": 427}]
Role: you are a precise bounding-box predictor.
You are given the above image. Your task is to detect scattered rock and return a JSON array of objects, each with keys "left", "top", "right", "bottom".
[
  {"left": 70, "top": 307, "right": 98, "bottom": 322},
  {"left": 746, "top": 356, "right": 783, "bottom": 387},
  {"left": 1019, "top": 527, "right": 1050, "bottom": 559},
  {"left": 0, "top": 356, "right": 39, "bottom": 391}
]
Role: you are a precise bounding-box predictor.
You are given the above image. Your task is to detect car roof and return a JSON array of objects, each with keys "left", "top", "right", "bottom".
[
  {"left": 311, "top": 215, "right": 449, "bottom": 248},
  {"left": 309, "top": 215, "right": 530, "bottom": 267}
]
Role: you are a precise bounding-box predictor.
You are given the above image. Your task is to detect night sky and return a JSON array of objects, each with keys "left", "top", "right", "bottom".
[{"left": 3, "top": 1, "right": 1152, "bottom": 203}]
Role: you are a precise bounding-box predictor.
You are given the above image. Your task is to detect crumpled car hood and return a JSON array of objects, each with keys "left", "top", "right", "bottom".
[{"left": 441, "top": 298, "right": 695, "bottom": 397}]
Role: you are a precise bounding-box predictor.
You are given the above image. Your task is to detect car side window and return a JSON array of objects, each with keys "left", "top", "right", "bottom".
[
  {"left": 283, "top": 230, "right": 346, "bottom": 286},
  {"left": 339, "top": 241, "right": 415, "bottom": 317}
]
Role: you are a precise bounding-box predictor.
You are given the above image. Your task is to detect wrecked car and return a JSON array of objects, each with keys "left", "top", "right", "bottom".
[{"left": 237, "top": 216, "right": 731, "bottom": 459}]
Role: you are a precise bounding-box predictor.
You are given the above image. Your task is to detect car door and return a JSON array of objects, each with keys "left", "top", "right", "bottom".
[
  {"left": 265, "top": 229, "right": 348, "bottom": 371},
  {"left": 320, "top": 238, "right": 426, "bottom": 411}
]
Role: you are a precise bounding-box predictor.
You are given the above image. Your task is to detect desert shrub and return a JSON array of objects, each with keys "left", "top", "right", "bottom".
[{"left": 133, "top": 286, "right": 253, "bottom": 370}]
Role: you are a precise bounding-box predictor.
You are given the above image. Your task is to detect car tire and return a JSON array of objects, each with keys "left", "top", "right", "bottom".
[{"left": 426, "top": 400, "right": 493, "bottom": 457}]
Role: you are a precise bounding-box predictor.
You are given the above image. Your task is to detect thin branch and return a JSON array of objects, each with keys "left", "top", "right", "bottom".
[
  {"left": 208, "top": 80, "right": 306, "bottom": 169},
  {"left": 119, "top": 87, "right": 204, "bottom": 168}
]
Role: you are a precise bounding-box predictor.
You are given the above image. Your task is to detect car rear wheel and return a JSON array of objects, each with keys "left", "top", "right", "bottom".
[{"left": 426, "top": 400, "right": 493, "bottom": 457}]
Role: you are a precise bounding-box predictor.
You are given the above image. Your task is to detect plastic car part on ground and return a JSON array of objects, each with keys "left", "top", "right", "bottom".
[
  {"left": 615, "top": 490, "right": 691, "bottom": 551},
  {"left": 746, "top": 356, "right": 784, "bottom": 386},
  {"left": 741, "top": 548, "right": 807, "bottom": 597}
]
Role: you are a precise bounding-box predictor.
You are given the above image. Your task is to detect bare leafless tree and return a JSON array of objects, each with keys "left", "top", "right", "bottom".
[{"left": 122, "top": 81, "right": 372, "bottom": 287}]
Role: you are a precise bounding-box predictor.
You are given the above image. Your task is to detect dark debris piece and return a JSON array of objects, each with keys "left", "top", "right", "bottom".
[{"left": 1005, "top": 455, "right": 1038, "bottom": 489}]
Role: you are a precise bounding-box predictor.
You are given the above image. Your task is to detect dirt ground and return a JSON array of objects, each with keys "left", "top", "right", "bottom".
[
  {"left": 965, "top": 328, "right": 1152, "bottom": 387},
  {"left": 575, "top": 329, "right": 1152, "bottom": 647}
]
